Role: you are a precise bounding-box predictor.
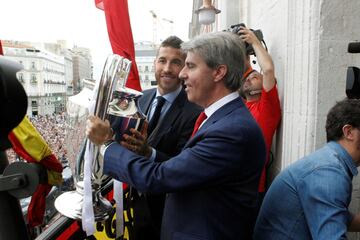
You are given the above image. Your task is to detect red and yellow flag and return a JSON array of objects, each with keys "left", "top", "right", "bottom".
[{"left": 8, "top": 116, "right": 63, "bottom": 227}]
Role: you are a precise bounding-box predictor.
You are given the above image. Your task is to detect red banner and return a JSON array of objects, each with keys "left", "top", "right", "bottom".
[
  {"left": 95, "top": 0, "right": 141, "bottom": 91},
  {"left": 0, "top": 40, "right": 3, "bottom": 55}
]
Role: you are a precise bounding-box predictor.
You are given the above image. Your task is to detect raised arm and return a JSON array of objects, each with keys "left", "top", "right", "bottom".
[{"left": 239, "top": 27, "right": 276, "bottom": 91}]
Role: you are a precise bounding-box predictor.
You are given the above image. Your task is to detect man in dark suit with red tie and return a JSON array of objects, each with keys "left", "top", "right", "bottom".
[{"left": 87, "top": 31, "right": 266, "bottom": 240}]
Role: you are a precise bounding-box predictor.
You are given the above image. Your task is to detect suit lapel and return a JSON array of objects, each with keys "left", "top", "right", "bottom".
[
  {"left": 184, "top": 97, "right": 244, "bottom": 148},
  {"left": 138, "top": 88, "right": 156, "bottom": 119}
]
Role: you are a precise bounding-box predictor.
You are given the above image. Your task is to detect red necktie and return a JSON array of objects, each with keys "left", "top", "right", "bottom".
[{"left": 191, "top": 112, "right": 207, "bottom": 137}]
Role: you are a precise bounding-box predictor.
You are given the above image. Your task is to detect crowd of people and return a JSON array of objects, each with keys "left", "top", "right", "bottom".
[{"left": 6, "top": 113, "right": 67, "bottom": 164}]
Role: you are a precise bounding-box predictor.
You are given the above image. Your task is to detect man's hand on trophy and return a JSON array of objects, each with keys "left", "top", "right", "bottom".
[
  {"left": 121, "top": 126, "right": 152, "bottom": 158},
  {"left": 86, "top": 115, "right": 114, "bottom": 145}
]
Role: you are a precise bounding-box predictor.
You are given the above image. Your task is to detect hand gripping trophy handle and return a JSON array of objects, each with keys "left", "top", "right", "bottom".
[{"left": 55, "top": 54, "right": 144, "bottom": 224}]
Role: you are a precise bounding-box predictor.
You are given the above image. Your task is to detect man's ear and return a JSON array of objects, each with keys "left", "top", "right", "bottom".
[
  {"left": 342, "top": 124, "right": 355, "bottom": 141},
  {"left": 213, "top": 64, "right": 227, "bottom": 83}
]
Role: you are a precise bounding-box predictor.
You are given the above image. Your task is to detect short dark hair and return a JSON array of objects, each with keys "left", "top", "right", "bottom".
[
  {"left": 160, "top": 35, "right": 183, "bottom": 49},
  {"left": 326, "top": 98, "right": 360, "bottom": 142},
  {"left": 156, "top": 36, "right": 184, "bottom": 57}
]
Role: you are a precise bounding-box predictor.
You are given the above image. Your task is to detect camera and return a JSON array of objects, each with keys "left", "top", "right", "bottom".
[
  {"left": 228, "top": 23, "right": 264, "bottom": 55},
  {"left": 346, "top": 42, "right": 360, "bottom": 99}
]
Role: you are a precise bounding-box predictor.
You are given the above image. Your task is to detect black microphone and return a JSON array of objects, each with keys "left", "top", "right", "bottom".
[{"left": 348, "top": 42, "right": 360, "bottom": 53}]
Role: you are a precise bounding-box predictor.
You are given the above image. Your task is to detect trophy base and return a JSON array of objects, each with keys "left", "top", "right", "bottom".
[{"left": 55, "top": 181, "right": 112, "bottom": 221}]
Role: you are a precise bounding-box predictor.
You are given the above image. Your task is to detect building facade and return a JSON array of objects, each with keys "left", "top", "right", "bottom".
[
  {"left": 135, "top": 41, "right": 157, "bottom": 90},
  {"left": 44, "top": 40, "right": 74, "bottom": 96},
  {"left": 3, "top": 41, "right": 67, "bottom": 116},
  {"left": 72, "top": 46, "right": 93, "bottom": 94},
  {"left": 2, "top": 40, "right": 93, "bottom": 117}
]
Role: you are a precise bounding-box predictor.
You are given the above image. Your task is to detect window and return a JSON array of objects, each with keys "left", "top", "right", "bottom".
[
  {"left": 17, "top": 72, "right": 24, "bottom": 83},
  {"left": 145, "top": 66, "right": 149, "bottom": 72},
  {"left": 31, "top": 74, "right": 37, "bottom": 84},
  {"left": 31, "top": 62, "right": 36, "bottom": 70}
]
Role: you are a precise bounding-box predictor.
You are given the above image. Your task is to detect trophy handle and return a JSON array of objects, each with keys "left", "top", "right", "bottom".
[
  {"left": 94, "top": 55, "right": 132, "bottom": 120},
  {"left": 55, "top": 54, "right": 133, "bottom": 221}
]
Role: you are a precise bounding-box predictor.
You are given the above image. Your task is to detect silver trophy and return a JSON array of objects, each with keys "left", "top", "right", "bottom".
[{"left": 55, "top": 54, "right": 145, "bottom": 221}]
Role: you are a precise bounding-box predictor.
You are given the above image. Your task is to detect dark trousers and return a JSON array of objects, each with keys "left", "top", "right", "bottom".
[{"left": 130, "top": 189, "right": 165, "bottom": 240}]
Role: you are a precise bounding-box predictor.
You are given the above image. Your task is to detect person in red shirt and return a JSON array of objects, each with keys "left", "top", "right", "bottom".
[{"left": 239, "top": 26, "right": 282, "bottom": 203}]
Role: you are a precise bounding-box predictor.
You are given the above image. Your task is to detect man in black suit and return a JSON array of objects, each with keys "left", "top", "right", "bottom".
[{"left": 121, "top": 36, "right": 202, "bottom": 240}]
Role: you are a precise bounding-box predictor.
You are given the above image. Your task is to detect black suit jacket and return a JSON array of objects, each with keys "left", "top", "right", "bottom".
[
  {"left": 133, "top": 87, "right": 202, "bottom": 239},
  {"left": 138, "top": 87, "right": 202, "bottom": 159}
]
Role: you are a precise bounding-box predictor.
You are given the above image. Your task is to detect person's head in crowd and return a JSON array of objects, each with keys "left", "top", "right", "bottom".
[
  {"left": 155, "top": 35, "right": 186, "bottom": 95},
  {"left": 237, "top": 25, "right": 277, "bottom": 104},
  {"left": 179, "top": 31, "right": 246, "bottom": 108},
  {"left": 240, "top": 69, "right": 263, "bottom": 99},
  {"left": 326, "top": 99, "right": 360, "bottom": 164}
]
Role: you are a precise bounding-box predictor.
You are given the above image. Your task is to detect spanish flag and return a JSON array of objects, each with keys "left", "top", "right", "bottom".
[{"left": 8, "top": 116, "right": 63, "bottom": 227}]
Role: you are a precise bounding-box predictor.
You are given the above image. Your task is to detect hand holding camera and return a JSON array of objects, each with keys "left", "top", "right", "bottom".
[
  {"left": 238, "top": 27, "right": 262, "bottom": 47},
  {"left": 228, "top": 23, "right": 264, "bottom": 55}
]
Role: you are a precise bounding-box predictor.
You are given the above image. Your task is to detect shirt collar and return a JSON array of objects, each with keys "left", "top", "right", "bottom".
[
  {"left": 155, "top": 85, "right": 182, "bottom": 104},
  {"left": 328, "top": 141, "right": 358, "bottom": 176},
  {"left": 204, "top": 92, "right": 239, "bottom": 119}
]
